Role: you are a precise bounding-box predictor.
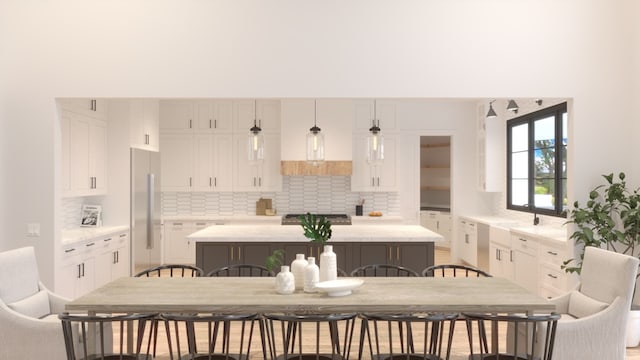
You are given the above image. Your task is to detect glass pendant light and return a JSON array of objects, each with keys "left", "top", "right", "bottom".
[
  {"left": 306, "top": 99, "right": 324, "bottom": 165},
  {"left": 248, "top": 99, "right": 264, "bottom": 162},
  {"left": 367, "top": 100, "right": 384, "bottom": 164}
]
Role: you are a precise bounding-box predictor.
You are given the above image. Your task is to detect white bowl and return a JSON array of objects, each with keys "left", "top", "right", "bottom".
[{"left": 314, "top": 278, "right": 364, "bottom": 297}]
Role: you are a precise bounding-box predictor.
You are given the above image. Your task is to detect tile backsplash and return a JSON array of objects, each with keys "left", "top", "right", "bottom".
[{"left": 162, "top": 176, "right": 399, "bottom": 217}]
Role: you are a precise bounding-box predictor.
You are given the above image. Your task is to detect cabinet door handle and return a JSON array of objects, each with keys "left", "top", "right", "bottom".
[
  {"left": 510, "top": 250, "right": 513, "bottom": 262},
  {"left": 238, "top": 246, "right": 241, "bottom": 260},
  {"left": 86, "top": 242, "right": 95, "bottom": 247},
  {"left": 547, "top": 273, "right": 558, "bottom": 279},
  {"left": 77, "top": 264, "right": 82, "bottom": 279},
  {"left": 189, "top": 119, "right": 192, "bottom": 129},
  {"left": 465, "top": 234, "right": 469, "bottom": 244},
  {"left": 519, "top": 238, "right": 527, "bottom": 242},
  {"left": 259, "top": 177, "right": 262, "bottom": 187},
  {"left": 113, "top": 251, "right": 117, "bottom": 264},
  {"left": 396, "top": 246, "right": 400, "bottom": 261},
  {"left": 372, "top": 177, "right": 375, "bottom": 187},
  {"left": 253, "top": 177, "right": 257, "bottom": 186},
  {"left": 81, "top": 263, "right": 85, "bottom": 277},
  {"left": 230, "top": 246, "right": 234, "bottom": 260},
  {"left": 209, "top": 177, "right": 212, "bottom": 187},
  {"left": 214, "top": 177, "right": 217, "bottom": 187},
  {"left": 377, "top": 177, "right": 380, "bottom": 187},
  {"left": 145, "top": 134, "right": 150, "bottom": 145},
  {"left": 189, "top": 177, "right": 192, "bottom": 187},
  {"left": 65, "top": 248, "right": 76, "bottom": 253},
  {"left": 388, "top": 247, "right": 392, "bottom": 261},
  {"left": 547, "top": 251, "right": 558, "bottom": 256},
  {"left": 209, "top": 119, "right": 212, "bottom": 128},
  {"left": 119, "top": 233, "right": 126, "bottom": 238},
  {"left": 104, "top": 237, "right": 112, "bottom": 242},
  {"left": 496, "top": 248, "right": 500, "bottom": 261},
  {"left": 214, "top": 119, "right": 217, "bottom": 128}
]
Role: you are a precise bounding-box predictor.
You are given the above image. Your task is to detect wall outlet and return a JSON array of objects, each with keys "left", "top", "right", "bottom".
[{"left": 27, "top": 223, "right": 40, "bottom": 237}]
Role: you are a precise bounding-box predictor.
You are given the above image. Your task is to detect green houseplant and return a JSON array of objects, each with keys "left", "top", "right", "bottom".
[
  {"left": 563, "top": 172, "right": 640, "bottom": 275},
  {"left": 265, "top": 213, "right": 333, "bottom": 272}
]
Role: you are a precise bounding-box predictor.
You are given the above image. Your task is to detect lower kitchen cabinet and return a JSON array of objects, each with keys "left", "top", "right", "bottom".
[
  {"left": 196, "top": 242, "right": 434, "bottom": 276},
  {"left": 458, "top": 218, "right": 478, "bottom": 266},
  {"left": 511, "top": 233, "right": 539, "bottom": 294},
  {"left": 57, "top": 229, "right": 129, "bottom": 299},
  {"left": 164, "top": 221, "right": 210, "bottom": 264}
]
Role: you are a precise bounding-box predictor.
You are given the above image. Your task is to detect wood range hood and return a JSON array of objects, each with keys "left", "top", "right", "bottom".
[{"left": 280, "top": 160, "right": 352, "bottom": 176}]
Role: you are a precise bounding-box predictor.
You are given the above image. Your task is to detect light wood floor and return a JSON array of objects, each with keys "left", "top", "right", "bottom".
[{"left": 127, "top": 247, "right": 640, "bottom": 359}]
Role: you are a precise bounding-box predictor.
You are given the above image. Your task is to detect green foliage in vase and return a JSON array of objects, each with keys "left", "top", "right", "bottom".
[
  {"left": 299, "top": 212, "right": 332, "bottom": 244},
  {"left": 563, "top": 172, "right": 640, "bottom": 275},
  {"left": 265, "top": 249, "right": 284, "bottom": 273}
]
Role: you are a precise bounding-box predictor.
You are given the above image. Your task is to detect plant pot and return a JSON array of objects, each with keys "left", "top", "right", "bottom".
[{"left": 627, "top": 309, "right": 640, "bottom": 347}]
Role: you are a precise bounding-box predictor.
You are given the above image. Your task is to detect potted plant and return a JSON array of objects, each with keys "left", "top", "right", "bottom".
[
  {"left": 563, "top": 172, "right": 640, "bottom": 346},
  {"left": 265, "top": 213, "right": 333, "bottom": 272}
]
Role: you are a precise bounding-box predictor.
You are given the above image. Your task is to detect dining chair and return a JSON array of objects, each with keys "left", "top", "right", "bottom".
[
  {"left": 349, "top": 264, "right": 419, "bottom": 277},
  {"left": 264, "top": 312, "right": 358, "bottom": 360},
  {"left": 207, "top": 264, "right": 274, "bottom": 277},
  {"left": 59, "top": 312, "right": 156, "bottom": 360},
  {"left": 134, "top": 264, "right": 205, "bottom": 277},
  {"left": 463, "top": 312, "right": 560, "bottom": 360},
  {"left": 421, "top": 264, "right": 491, "bottom": 278},
  {"left": 134, "top": 263, "right": 204, "bottom": 357},
  {"left": 162, "top": 312, "right": 263, "bottom": 360},
  {"left": 359, "top": 312, "right": 458, "bottom": 360}
]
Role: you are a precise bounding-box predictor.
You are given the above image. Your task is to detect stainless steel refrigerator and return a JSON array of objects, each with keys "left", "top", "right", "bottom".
[{"left": 130, "top": 148, "right": 162, "bottom": 273}]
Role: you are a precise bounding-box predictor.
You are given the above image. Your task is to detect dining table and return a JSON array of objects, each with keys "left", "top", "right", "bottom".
[{"left": 65, "top": 276, "right": 554, "bottom": 315}]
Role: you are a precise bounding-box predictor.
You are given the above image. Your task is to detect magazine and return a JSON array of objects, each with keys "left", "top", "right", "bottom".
[{"left": 81, "top": 204, "right": 102, "bottom": 227}]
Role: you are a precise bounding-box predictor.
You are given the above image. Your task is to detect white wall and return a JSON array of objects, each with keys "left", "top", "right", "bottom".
[{"left": 1, "top": 0, "right": 638, "bottom": 287}]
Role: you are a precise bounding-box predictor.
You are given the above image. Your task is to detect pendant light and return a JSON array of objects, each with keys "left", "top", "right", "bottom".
[
  {"left": 506, "top": 99, "right": 519, "bottom": 114},
  {"left": 367, "top": 100, "right": 384, "bottom": 164},
  {"left": 486, "top": 100, "right": 497, "bottom": 118},
  {"left": 306, "top": 99, "right": 325, "bottom": 165},
  {"left": 248, "top": 99, "right": 264, "bottom": 162}
]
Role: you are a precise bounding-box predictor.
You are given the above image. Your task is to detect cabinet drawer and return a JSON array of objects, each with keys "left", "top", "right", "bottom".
[
  {"left": 540, "top": 264, "right": 565, "bottom": 291},
  {"left": 511, "top": 235, "right": 538, "bottom": 256},
  {"left": 540, "top": 244, "right": 564, "bottom": 268}
]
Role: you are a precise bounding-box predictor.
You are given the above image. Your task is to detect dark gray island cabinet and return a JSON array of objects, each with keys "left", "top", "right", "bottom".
[{"left": 191, "top": 225, "right": 441, "bottom": 275}]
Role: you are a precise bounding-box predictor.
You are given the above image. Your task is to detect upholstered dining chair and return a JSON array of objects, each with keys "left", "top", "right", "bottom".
[
  {"left": 0, "top": 246, "right": 71, "bottom": 360},
  {"left": 547, "top": 246, "right": 639, "bottom": 359}
]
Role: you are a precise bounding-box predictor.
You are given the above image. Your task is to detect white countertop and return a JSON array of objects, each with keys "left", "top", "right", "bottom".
[
  {"left": 162, "top": 215, "right": 282, "bottom": 223},
  {"left": 62, "top": 225, "right": 129, "bottom": 245},
  {"left": 188, "top": 224, "right": 443, "bottom": 243},
  {"left": 459, "top": 214, "right": 567, "bottom": 242}
]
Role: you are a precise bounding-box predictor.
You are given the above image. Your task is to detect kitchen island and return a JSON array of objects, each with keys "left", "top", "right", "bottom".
[{"left": 189, "top": 224, "right": 443, "bottom": 275}]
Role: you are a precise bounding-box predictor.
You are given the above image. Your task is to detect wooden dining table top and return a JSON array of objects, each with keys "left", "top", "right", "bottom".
[{"left": 65, "top": 276, "right": 555, "bottom": 315}]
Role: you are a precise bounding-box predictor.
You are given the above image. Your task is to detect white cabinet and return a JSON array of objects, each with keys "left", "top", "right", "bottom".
[
  {"left": 511, "top": 233, "right": 539, "bottom": 294},
  {"left": 194, "top": 134, "right": 234, "bottom": 192},
  {"left": 94, "top": 232, "right": 130, "bottom": 288},
  {"left": 58, "top": 241, "right": 97, "bottom": 299},
  {"left": 194, "top": 100, "right": 234, "bottom": 132},
  {"left": 420, "top": 211, "right": 451, "bottom": 247},
  {"left": 63, "top": 109, "right": 107, "bottom": 197},
  {"left": 160, "top": 133, "right": 194, "bottom": 192},
  {"left": 489, "top": 226, "right": 514, "bottom": 280},
  {"left": 60, "top": 98, "right": 108, "bottom": 120},
  {"left": 477, "top": 103, "right": 501, "bottom": 192},
  {"left": 164, "top": 221, "right": 209, "bottom": 264},
  {"left": 58, "top": 230, "right": 129, "bottom": 299},
  {"left": 233, "top": 133, "right": 282, "bottom": 192},
  {"left": 130, "top": 99, "right": 160, "bottom": 151},
  {"left": 538, "top": 241, "right": 568, "bottom": 299},
  {"left": 160, "top": 100, "right": 195, "bottom": 131},
  {"left": 161, "top": 133, "right": 233, "bottom": 192},
  {"left": 458, "top": 218, "right": 478, "bottom": 266},
  {"left": 233, "top": 99, "right": 281, "bottom": 133},
  {"left": 351, "top": 134, "right": 398, "bottom": 192}
]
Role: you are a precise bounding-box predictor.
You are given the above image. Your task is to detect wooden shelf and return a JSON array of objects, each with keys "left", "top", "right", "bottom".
[
  {"left": 420, "top": 143, "right": 450, "bottom": 149},
  {"left": 421, "top": 186, "right": 451, "bottom": 191}
]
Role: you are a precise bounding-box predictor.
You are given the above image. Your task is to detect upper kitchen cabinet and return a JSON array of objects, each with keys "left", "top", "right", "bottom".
[
  {"left": 159, "top": 100, "right": 195, "bottom": 132},
  {"left": 194, "top": 100, "right": 233, "bottom": 132},
  {"left": 60, "top": 98, "right": 108, "bottom": 121},
  {"left": 233, "top": 133, "right": 282, "bottom": 192},
  {"left": 160, "top": 133, "right": 194, "bottom": 192},
  {"left": 233, "top": 99, "right": 281, "bottom": 133},
  {"left": 61, "top": 109, "right": 107, "bottom": 197},
  {"left": 129, "top": 99, "right": 160, "bottom": 151},
  {"left": 351, "top": 133, "right": 398, "bottom": 192},
  {"left": 353, "top": 99, "right": 399, "bottom": 133},
  {"left": 477, "top": 103, "right": 502, "bottom": 192}
]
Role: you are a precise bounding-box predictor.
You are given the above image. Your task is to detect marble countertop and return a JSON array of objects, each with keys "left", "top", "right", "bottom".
[
  {"left": 459, "top": 214, "right": 567, "bottom": 242},
  {"left": 62, "top": 225, "right": 129, "bottom": 245},
  {"left": 162, "top": 215, "right": 282, "bottom": 223},
  {"left": 188, "top": 224, "right": 443, "bottom": 243}
]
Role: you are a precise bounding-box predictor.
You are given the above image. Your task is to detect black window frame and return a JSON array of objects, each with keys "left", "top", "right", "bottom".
[{"left": 506, "top": 102, "right": 567, "bottom": 217}]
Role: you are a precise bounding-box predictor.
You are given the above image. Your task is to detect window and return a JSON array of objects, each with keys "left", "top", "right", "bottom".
[{"left": 507, "top": 102, "right": 567, "bottom": 217}]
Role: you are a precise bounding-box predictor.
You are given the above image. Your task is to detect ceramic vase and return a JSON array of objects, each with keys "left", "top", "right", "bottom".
[
  {"left": 304, "top": 257, "right": 320, "bottom": 293},
  {"left": 275, "top": 266, "right": 295, "bottom": 295},
  {"left": 319, "top": 245, "right": 337, "bottom": 282},
  {"left": 291, "top": 254, "right": 308, "bottom": 291}
]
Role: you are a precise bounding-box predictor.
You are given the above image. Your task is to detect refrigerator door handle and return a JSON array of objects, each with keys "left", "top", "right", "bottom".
[{"left": 147, "top": 173, "right": 155, "bottom": 250}]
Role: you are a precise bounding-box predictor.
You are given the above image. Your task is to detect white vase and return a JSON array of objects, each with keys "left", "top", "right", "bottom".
[
  {"left": 275, "top": 266, "right": 295, "bottom": 295},
  {"left": 319, "top": 245, "right": 337, "bottom": 282},
  {"left": 291, "top": 254, "right": 308, "bottom": 291},
  {"left": 304, "top": 257, "right": 320, "bottom": 293}
]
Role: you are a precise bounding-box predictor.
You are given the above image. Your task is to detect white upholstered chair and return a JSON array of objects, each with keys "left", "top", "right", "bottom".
[
  {"left": 0, "top": 246, "right": 70, "bottom": 360},
  {"left": 549, "top": 246, "right": 639, "bottom": 360}
]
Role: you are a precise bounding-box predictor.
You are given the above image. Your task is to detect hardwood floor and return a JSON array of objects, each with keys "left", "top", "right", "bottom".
[{"left": 128, "top": 246, "right": 640, "bottom": 359}]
